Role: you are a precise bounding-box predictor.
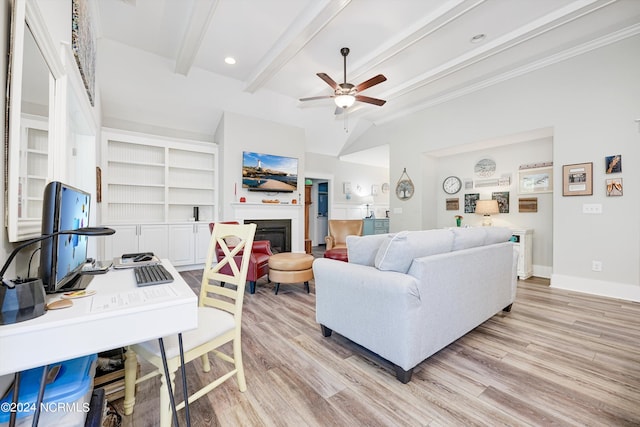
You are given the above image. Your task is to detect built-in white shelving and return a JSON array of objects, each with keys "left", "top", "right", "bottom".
[
  {"left": 20, "top": 118, "right": 49, "bottom": 220},
  {"left": 101, "top": 130, "right": 218, "bottom": 268}
]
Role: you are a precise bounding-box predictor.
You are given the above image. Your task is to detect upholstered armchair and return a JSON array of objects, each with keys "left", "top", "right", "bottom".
[
  {"left": 209, "top": 222, "right": 273, "bottom": 294},
  {"left": 325, "top": 219, "right": 364, "bottom": 250}
]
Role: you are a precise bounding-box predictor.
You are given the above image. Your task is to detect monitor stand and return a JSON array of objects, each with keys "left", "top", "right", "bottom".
[{"left": 56, "top": 273, "right": 94, "bottom": 293}]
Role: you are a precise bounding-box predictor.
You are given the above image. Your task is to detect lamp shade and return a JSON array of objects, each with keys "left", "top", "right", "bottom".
[{"left": 475, "top": 200, "right": 499, "bottom": 215}]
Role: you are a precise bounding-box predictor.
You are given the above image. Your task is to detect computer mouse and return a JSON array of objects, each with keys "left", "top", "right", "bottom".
[{"left": 134, "top": 254, "right": 153, "bottom": 262}]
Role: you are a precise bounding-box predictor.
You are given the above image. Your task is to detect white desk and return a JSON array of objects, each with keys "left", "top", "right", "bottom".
[{"left": 0, "top": 260, "right": 198, "bottom": 376}]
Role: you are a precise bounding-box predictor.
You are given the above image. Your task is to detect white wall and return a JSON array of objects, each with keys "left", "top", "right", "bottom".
[{"left": 355, "top": 35, "right": 640, "bottom": 301}]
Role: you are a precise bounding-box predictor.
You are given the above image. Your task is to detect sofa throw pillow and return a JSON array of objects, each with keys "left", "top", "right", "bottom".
[
  {"left": 374, "top": 231, "right": 412, "bottom": 273},
  {"left": 347, "top": 234, "right": 389, "bottom": 266}
]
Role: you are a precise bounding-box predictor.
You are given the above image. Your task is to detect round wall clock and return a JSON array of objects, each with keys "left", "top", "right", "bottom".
[
  {"left": 442, "top": 176, "right": 462, "bottom": 194},
  {"left": 474, "top": 158, "right": 496, "bottom": 177},
  {"left": 395, "top": 168, "right": 414, "bottom": 200}
]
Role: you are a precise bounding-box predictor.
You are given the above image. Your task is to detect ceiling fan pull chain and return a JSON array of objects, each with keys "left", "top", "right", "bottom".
[{"left": 344, "top": 109, "right": 349, "bottom": 133}]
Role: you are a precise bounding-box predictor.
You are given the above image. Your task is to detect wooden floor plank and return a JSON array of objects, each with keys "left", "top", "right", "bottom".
[{"left": 112, "top": 274, "right": 640, "bottom": 426}]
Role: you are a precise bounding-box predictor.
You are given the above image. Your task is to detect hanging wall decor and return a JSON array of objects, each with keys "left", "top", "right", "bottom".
[
  {"left": 72, "top": 0, "right": 96, "bottom": 106},
  {"left": 395, "top": 168, "right": 415, "bottom": 200}
]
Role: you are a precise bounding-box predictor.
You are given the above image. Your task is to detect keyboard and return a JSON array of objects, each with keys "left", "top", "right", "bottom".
[{"left": 133, "top": 264, "right": 174, "bottom": 286}]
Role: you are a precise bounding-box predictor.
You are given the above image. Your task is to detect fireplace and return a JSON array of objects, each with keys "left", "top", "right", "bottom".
[{"left": 245, "top": 219, "right": 291, "bottom": 253}]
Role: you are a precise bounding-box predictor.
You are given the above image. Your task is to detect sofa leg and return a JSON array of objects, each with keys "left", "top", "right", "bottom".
[
  {"left": 503, "top": 303, "right": 513, "bottom": 312},
  {"left": 249, "top": 281, "right": 256, "bottom": 294},
  {"left": 304, "top": 281, "right": 310, "bottom": 293},
  {"left": 274, "top": 283, "right": 280, "bottom": 295},
  {"left": 394, "top": 366, "right": 413, "bottom": 384},
  {"left": 320, "top": 325, "right": 332, "bottom": 337},
  {"left": 220, "top": 281, "right": 225, "bottom": 287}
]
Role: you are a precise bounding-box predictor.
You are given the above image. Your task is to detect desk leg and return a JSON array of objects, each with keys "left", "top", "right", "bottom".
[
  {"left": 158, "top": 338, "right": 180, "bottom": 427},
  {"left": 123, "top": 347, "right": 138, "bottom": 416},
  {"left": 178, "top": 333, "right": 191, "bottom": 427},
  {"left": 9, "top": 372, "right": 20, "bottom": 427},
  {"left": 31, "top": 365, "right": 48, "bottom": 427}
]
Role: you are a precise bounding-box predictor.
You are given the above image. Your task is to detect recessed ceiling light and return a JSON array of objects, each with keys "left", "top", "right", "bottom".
[
  {"left": 224, "top": 57, "right": 236, "bottom": 65},
  {"left": 470, "top": 34, "right": 486, "bottom": 44}
]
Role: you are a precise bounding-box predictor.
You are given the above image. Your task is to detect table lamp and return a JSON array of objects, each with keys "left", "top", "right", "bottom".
[
  {"left": 475, "top": 200, "right": 499, "bottom": 226},
  {"left": 0, "top": 227, "right": 115, "bottom": 325}
]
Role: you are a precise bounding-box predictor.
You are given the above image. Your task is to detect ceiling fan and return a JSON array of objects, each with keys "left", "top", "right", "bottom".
[{"left": 300, "top": 47, "right": 387, "bottom": 113}]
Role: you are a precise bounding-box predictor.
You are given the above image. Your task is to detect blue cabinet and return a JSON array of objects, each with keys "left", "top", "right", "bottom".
[{"left": 363, "top": 218, "right": 389, "bottom": 235}]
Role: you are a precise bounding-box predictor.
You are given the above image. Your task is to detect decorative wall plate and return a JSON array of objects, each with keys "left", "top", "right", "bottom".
[
  {"left": 474, "top": 158, "right": 496, "bottom": 177},
  {"left": 395, "top": 168, "right": 414, "bottom": 200}
]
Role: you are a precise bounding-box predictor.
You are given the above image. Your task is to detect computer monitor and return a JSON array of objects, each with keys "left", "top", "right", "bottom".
[{"left": 39, "top": 181, "right": 92, "bottom": 293}]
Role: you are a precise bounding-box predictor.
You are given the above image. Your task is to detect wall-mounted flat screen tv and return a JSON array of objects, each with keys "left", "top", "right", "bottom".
[{"left": 242, "top": 151, "right": 298, "bottom": 193}]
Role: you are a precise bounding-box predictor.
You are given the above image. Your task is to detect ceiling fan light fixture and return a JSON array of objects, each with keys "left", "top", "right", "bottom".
[{"left": 334, "top": 94, "right": 355, "bottom": 108}]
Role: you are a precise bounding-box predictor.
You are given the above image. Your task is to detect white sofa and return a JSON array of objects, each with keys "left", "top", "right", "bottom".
[{"left": 313, "top": 227, "right": 518, "bottom": 383}]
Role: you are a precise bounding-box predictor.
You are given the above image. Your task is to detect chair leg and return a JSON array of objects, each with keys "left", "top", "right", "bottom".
[
  {"left": 274, "top": 283, "right": 280, "bottom": 294},
  {"left": 201, "top": 353, "right": 211, "bottom": 373},
  {"left": 233, "top": 337, "right": 247, "bottom": 392},
  {"left": 123, "top": 347, "right": 138, "bottom": 416},
  {"left": 158, "top": 367, "right": 177, "bottom": 427},
  {"left": 304, "top": 281, "right": 310, "bottom": 293},
  {"left": 249, "top": 281, "right": 256, "bottom": 294}
]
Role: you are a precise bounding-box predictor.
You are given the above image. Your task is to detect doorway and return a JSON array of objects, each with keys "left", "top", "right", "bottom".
[{"left": 304, "top": 174, "right": 333, "bottom": 247}]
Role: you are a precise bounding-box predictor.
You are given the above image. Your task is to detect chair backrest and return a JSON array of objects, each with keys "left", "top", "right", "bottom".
[
  {"left": 200, "top": 223, "right": 256, "bottom": 314},
  {"left": 328, "top": 220, "right": 363, "bottom": 245}
]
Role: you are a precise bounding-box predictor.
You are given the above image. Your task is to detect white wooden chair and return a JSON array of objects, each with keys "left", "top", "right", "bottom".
[{"left": 123, "top": 222, "right": 256, "bottom": 427}]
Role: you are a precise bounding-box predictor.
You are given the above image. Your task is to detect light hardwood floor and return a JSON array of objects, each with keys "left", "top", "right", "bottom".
[{"left": 113, "top": 272, "right": 640, "bottom": 426}]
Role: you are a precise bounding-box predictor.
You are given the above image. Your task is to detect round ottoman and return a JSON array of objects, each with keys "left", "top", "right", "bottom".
[
  {"left": 323, "top": 248, "right": 348, "bottom": 262},
  {"left": 268, "top": 252, "right": 314, "bottom": 295}
]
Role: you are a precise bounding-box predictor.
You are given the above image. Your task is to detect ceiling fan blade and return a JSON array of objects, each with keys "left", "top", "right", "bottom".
[
  {"left": 317, "top": 73, "right": 338, "bottom": 90},
  {"left": 355, "top": 95, "right": 386, "bottom": 106},
  {"left": 300, "top": 95, "right": 333, "bottom": 102},
  {"left": 355, "top": 74, "right": 386, "bottom": 92}
]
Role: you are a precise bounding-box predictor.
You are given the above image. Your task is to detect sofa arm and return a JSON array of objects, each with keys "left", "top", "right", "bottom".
[
  {"left": 252, "top": 240, "right": 273, "bottom": 255},
  {"left": 325, "top": 235, "right": 335, "bottom": 250},
  {"left": 313, "top": 258, "right": 421, "bottom": 370}
]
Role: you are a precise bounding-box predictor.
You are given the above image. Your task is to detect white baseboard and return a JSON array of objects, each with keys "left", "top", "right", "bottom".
[{"left": 551, "top": 274, "right": 640, "bottom": 302}]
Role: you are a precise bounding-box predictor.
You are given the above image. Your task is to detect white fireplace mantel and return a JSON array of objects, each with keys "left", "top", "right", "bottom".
[{"left": 231, "top": 203, "right": 304, "bottom": 253}]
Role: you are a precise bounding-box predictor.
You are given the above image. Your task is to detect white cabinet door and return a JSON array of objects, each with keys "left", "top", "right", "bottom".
[
  {"left": 139, "top": 224, "right": 169, "bottom": 259},
  {"left": 104, "top": 224, "right": 168, "bottom": 260},
  {"left": 168, "top": 224, "right": 196, "bottom": 266},
  {"left": 104, "top": 225, "right": 139, "bottom": 260},
  {"left": 195, "top": 223, "right": 212, "bottom": 264}
]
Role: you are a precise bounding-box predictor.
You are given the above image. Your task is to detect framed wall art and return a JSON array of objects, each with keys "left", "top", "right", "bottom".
[
  {"left": 446, "top": 198, "right": 459, "bottom": 211},
  {"left": 72, "top": 0, "right": 96, "bottom": 106},
  {"left": 464, "top": 193, "right": 479, "bottom": 213},
  {"left": 606, "top": 178, "right": 623, "bottom": 196},
  {"left": 518, "top": 166, "right": 553, "bottom": 194},
  {"left": 562, "top": 162, "right": 593, "bottom": 196},
  {"left": 519, "top": 197, "right": 538, "bottom": 213},
  {"left": 492, "top": 191, "right": 510, "bottom": 213},
  {"left": 605, "top": 155, "right": 622, "bottom": 174}
]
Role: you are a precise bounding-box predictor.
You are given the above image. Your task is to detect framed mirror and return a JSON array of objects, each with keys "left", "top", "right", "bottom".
[{"left": 5, "top": 0, "right": 65, "bottom": 242}]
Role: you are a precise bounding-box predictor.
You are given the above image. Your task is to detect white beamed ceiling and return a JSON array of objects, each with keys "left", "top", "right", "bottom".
[{"left": 95, "top": 0, "right": 640, "bottom": 164}]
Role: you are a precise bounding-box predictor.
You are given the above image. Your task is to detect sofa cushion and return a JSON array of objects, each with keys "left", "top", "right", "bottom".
[
  {"left": 451, "top": 227, "right": 487, "bottom": 250},
  {"left": 405, "top": 229, "right": 455, "bottom": 258},
  {"left": 375, "top": 231, "right": 412, "bottom": 272},
  {"left": 347, "top": 234, "right": 390, "bottom": 266},
  {"left": 484, "top": 227, "right": 513, "bottom": 245}
]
